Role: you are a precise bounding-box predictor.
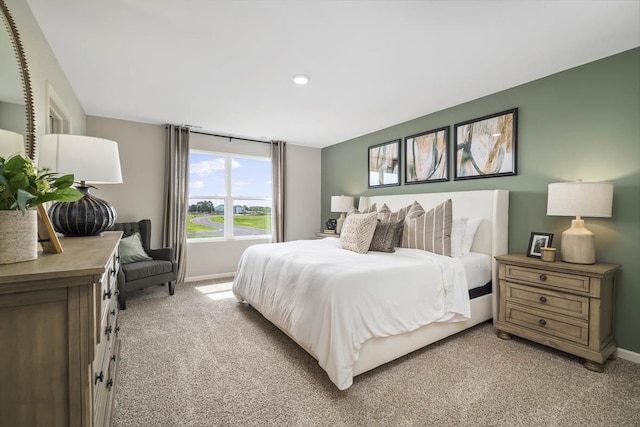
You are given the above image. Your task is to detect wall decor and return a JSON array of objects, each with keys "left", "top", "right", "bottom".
[
  {"left": 454, "top": 108, "right": 517, "bottom": 180},
  {"left": 527, "top": 232, "right": 553, "bottom": 258},
  {"left": 404, "top": 126, "right": 449, "bottom": 184},
  {"left": 368, "top": 139, "right": 400, "bottom": 188}
]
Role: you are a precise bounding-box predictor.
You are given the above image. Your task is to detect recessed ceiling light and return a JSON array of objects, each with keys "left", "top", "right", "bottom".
[{"left": 292, "top": 74, "right": 310, "bottom": 85}]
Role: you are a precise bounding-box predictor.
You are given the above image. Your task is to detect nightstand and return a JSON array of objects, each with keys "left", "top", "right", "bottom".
[
  {"left": 315, "top": 232, "right": 339, "bottom": 238},
  {"left": 495, "top": 254, "right": 620, "bottom": 372}
]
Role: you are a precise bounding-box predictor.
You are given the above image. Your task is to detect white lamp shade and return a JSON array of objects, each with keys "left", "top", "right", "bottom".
[
  {"left": 39, "top": 134, "right": 123, "bottom": 184},
  {"left": 0, "top": 129, "right": 25, "bottom": 158},
  {"left": 547, "top": 182, "right": 613, "bottom": 218},
  {"left": 331, "top": 195, "right": 354, "bottom": 213}
]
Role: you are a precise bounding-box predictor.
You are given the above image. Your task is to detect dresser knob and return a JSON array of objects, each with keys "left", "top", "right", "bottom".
[
  {"left": 111, "top": 355, "right": 117, "bottom": 362},
  {"left": 539, "top": 274, "right": 547, "bottom": 281},
  {"left": 105, "top": 325, "right": 112, "bottom": 335},
  {"left": 103, "top": 289, "right": 112, "bottom": 300},
  {"left": 110, "top": 268, "right": 116, "bottom": 276},
  {"left": 115, "top": 326, "right": 120, "bottom": 334},
  {"left": 95, "top": 371, "right": 104, "bottom": 384},
  {"left": 539, "top": 319, "right": 547, "bottom": 326},
  {"left": 106, "top": 378, "right": 114, "bottom": 390},
  {"left": 110, "top": 309, "right": 116, "bottom": 316},
  {"left": 539, "top": 296, "right": 547, "bottom": 303}
]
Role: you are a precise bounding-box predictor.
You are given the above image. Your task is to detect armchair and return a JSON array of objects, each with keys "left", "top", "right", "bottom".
[{"left": 109, "top": 219, "right": 178, "bottom": 310}]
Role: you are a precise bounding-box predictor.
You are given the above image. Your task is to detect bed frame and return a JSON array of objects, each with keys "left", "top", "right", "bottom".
[{"left": 351, "top": 189, "right": 509, "bottom": 377}]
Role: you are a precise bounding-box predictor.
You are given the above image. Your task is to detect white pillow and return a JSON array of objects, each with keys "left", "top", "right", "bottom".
[
  {"left": 461, "top": 218, "right": 482, "bottom": 255},
  {"left": 339, "top": 212, "right": 378, "bottom": 254},
  {"left": 450, "top": 218, "right": 468, "bottom": 257}
]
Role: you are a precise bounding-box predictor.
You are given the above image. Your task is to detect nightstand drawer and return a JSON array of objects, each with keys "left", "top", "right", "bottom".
[
  {"left": 505, "top": 282, "right": 589, "bottom": 320},
  {"left": 505, "top": 264, "right": 590, "bottom": 294},
  {"left": 505, "top": 303, "right": 588, "bottom": 346}
]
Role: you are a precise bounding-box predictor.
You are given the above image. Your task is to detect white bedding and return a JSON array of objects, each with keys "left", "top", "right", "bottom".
[
  {"left": 232, "top": 237, "right": 471, "bottom": 390},
  {"left": 458, "top": 252, "right": 492, "bottom": 290}
]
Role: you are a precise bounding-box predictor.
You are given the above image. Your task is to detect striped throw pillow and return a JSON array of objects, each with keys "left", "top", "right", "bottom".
[
  {"left": 377, "top": 203, "right": 410, "bottom": 223},
  {"left": 401, "top": 199, "right": 452, "bottom": 256},
  {"left": 347, "top": 203, "right": 377, "bottom": 216},
  {"left": 340, "top": 212, "right": 378, "bottom": 254}
]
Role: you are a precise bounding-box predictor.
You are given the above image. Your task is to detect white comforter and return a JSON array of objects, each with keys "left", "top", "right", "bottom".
[{"left": 232, "top": 237, "right": 471, "bottom": 390}]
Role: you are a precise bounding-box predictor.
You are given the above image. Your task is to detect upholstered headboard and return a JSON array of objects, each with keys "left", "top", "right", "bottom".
[{"left": 358, "top": 189, "right": 509, "bottom": 319}]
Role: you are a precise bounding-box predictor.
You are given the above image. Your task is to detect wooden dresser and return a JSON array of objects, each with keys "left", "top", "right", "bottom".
[
  {"left": 495, "top": 254, "right": 620, "bottom": 372},
  {"left": 0, "top": 231, "right": 122, "bottom": 427}
]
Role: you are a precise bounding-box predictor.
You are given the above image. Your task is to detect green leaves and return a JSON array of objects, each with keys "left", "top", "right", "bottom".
[{"left": 0, "top": 154, "right": 83, "bottom": 213}]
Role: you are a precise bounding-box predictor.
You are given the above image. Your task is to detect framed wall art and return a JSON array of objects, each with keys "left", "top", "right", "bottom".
[
  {"left": 368, "top": 139, "right": 400, "bottom": 188},
  {"left": 527, "top": 232, "right": 553, "bottom": 258},
  {"left": 404, "top": 126, "right": 449, "bottom": 184},
  {"left": 454, "top": 108, "right": 517, "bottom": 180}
]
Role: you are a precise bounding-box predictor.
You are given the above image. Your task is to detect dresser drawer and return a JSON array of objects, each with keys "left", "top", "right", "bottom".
[
  {"left": 505, "top": 282, "right": 589, "bottom": 320},
  {"left": 505, "top": 303, "right": 588, "bottom": 345},
  {"left": 505, "top": 264, "right": 590, "bottom": 294}
]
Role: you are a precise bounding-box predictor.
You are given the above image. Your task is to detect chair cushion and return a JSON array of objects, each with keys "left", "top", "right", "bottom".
[
  {"left": 119, "top": 232, "right": 152, "bottom": 263},
  {"left": 121, "top": 259, "right": 173, "bottom": 282}
]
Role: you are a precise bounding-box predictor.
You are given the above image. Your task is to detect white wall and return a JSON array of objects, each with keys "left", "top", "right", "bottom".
[
  {"left": 5, "top": 0, "right": 86, "bottom": 147},
  {"left": 86, "top": 116, "right": 322, "bottom": 280}
]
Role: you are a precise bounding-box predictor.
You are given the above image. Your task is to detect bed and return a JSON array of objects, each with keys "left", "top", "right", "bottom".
[{"left": 233, "top": 189, "right": 509, "bottom": 390}]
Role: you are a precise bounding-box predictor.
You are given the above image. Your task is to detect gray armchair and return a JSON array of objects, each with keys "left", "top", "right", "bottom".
[{"left": 109, "top": 219, "right": 177, "bottom": 310}]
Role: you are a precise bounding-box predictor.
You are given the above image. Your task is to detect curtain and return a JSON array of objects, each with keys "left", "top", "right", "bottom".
[
  {"left": 164, "top": 125, "right": 190, "bottom": 283},
  {"left": 271, "top": 140, "right": 286, "bottom": 242}
]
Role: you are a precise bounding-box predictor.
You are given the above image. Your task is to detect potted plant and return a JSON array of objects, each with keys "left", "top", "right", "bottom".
[{"left": 0, "top": 154, "right": 83, "bottom": 264}]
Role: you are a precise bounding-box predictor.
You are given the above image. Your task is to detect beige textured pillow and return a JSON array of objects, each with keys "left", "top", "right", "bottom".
[
  {"left": 401, "top": 199, "right": 452, "bottom": 256},
  {"left": 340, "top": 212, "right": 378, "bottom": 254}
]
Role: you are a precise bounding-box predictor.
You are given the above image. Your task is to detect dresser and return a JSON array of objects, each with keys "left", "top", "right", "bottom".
[
  {"left": 0, "top": 231, "right": 122, "bottom": 427},
  {"left": 495, "top": 254, "right": 620, "bottom": 372}
]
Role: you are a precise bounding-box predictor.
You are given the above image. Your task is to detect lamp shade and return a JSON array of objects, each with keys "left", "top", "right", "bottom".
[
  {"left": 39, "top": 134, "right": 123, "bottom": 184},
  {"left": 38, "top": 134, "right": 123, "bottom": 236},
  {"left": 0, "top": 129, "right": 25, "bottom": 158},
  {"left": 331, "top": 195, "right": 354, "bottom": 213},
  {"left": 547, "top": 182, "right": 613, "bottom": 218}
]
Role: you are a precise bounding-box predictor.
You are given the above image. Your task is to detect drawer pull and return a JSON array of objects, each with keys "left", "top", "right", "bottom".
[
  {"left": 111, "top": 355, "right": 117, "bottom": 362},
  {"left": 95, "top": 371, "right": 104, "bottom": 384},
  {"left": 539, "top": 296, "right": 547, "bottom": 303},
  {"left": 116, "top": 255, "right": 121, "bottom": 263},
  {"left": 115, "top": 326, "right": 121, "bottom": 334},
  {"left": 539, "top": 319, "right": 547, "bottom": 326},
  {"left": 110, "top": 309, "right": 116, "bottom": 316},
  {"left": 106, "top": 378, "right": 114, "bottom": 390},
  {"left": 103, "top": 289, "right": 112, "bottom": 300},
  {"left": 105, "top": 325, "right": 112, "bottom": 336},
  {"left": 110, "top": 268, "right": 116, "bottom": 276},
  {"left": 539, "top": 274, "right": 547, "bottom": 281}
]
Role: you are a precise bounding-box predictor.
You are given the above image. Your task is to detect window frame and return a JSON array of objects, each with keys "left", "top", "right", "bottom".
[{"left": 187, "top": 149, "right": 272, "bottom": 242}]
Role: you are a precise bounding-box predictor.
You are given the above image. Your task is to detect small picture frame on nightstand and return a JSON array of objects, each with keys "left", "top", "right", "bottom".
[{"left": 527, "top": 232, "right": 553, "bottom": 258}]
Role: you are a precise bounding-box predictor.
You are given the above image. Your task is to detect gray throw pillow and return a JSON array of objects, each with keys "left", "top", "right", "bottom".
[
  {"left": 119, "top": 232, "right": 153, "bottom": 264},
  {"left": 369, "top": 220, "right": 404, "bottom": 253}
]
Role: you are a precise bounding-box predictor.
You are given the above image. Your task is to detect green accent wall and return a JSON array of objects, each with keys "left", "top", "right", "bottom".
[{"left": 321, "top": 48, "right": 640, "bottom": 353}]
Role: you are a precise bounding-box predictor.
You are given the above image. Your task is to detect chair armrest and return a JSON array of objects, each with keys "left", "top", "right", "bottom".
[{"left": 148, "top": 247, "right": 175, "bottom": 262}]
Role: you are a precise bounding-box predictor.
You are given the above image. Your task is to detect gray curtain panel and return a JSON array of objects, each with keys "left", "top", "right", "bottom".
[
  {"left": 164, "top": 125, "right": 190, "bottom": 283},
  {"left": 271, "top": 140, "right": 286, "bottom": 243}
]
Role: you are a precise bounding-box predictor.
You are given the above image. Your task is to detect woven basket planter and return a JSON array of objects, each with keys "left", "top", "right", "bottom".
[{"left": 0, "top": 209, "right": 38, "bottom": 264}]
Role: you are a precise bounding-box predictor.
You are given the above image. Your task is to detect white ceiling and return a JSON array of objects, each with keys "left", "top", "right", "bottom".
[{"left": 26, "top": 0, "right": 640, "bottom": 148}]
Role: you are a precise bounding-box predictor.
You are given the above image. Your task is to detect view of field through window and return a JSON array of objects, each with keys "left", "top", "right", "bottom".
[{"left": 188, "top": 151, "right": 272, "bottom": 239}]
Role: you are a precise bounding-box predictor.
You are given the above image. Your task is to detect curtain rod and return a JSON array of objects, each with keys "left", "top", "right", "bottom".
[{"left": 190, "top": 129, "right": 271, "bottom": 145}]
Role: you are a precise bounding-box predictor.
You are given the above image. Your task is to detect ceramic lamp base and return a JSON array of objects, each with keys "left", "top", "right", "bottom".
[
  {"left": 336, "top": 213, "right": 347, "bottom": 234},
  {"left": 48, "top": 186, "right": 117, "bottom": 236},
  {"left": 560, "top": 219, "right": 596, "bottom": 264}
]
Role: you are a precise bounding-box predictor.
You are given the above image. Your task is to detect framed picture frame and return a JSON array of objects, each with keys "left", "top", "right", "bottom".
[
  {"left": 404, "top": 126, "right": 449, "bottom": 184},
  {"left": 454, "top": 108, "right": 517, "bottom": 180},
  {"left": 527, "top": 232, "right": 553, "bottom": 258},
  {"left": 37, "top": 205, "right": 63, "bottom": 253},
  {"left": 368, "top": 139, "right": 400, "bottom": 188}
]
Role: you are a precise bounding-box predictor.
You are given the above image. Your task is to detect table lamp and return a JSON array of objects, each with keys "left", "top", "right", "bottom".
[
  {"left": 331, "top": 195, "right": 354, "bottom": 234},
  {"left": 547, "top": 181, "right": 613, "bottom": 264},
  {"left": 39, "top": 134, "right": 123, "bottom": 236}
]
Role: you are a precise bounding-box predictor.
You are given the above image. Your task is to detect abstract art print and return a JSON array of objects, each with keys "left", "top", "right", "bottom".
[
  {"left": 404, "top": 126, "right": 449, "bottom": 184},
  {"left": 454, "top": 108, "right": 517, "bottom": 180},
  {"left": 368, "top": 139, "right": 400, "bottom": 188}
]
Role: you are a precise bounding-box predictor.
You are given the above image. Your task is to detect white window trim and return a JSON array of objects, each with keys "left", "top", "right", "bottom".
[
  {"left": 45, "top": 81, "right": 72, "bottom": 134},
  {"left": 187, "top": 149, "right": 272, "bottom": 242}
]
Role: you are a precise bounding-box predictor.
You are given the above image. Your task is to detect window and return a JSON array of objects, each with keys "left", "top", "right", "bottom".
[{"left": 188, "top": 150, "right": 272, "bottom": 240}]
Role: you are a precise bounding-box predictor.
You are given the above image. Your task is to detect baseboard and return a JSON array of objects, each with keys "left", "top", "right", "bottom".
[
  {"left": 184, "top": 272, "right": 236, "bottom": 283},
  {"left": 616, "top": 347, "right": 640, "bottom": 364}
]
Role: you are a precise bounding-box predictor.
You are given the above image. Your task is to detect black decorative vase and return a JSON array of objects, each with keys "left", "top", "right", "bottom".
[{"left": 48, "top": 186, "right": 117, "bottom": 236}]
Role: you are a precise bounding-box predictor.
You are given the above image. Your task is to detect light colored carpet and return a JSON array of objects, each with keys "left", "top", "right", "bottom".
[{"left": 112, "top": 280, "right": 640, "bottom": 427}]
